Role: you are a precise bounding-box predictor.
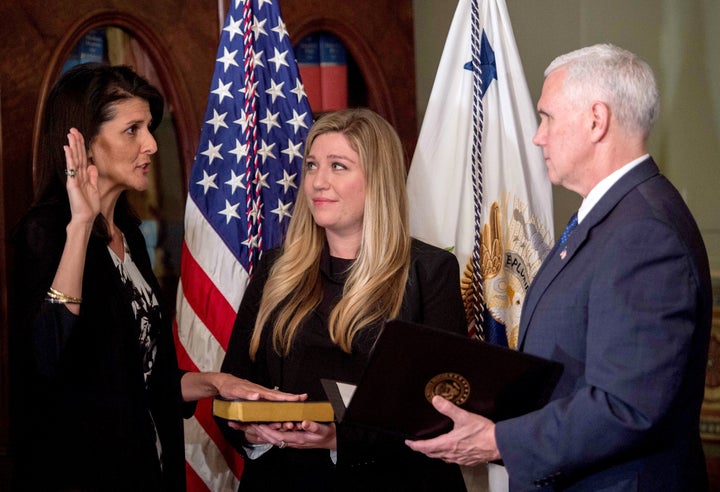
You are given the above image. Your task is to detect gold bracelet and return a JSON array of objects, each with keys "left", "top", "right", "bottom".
[
  {"left": 47, "top": 287, "right": 82, "bottom": 304},
  {"left": 46, "top": 296, "right": 74, "bottom": 304}
]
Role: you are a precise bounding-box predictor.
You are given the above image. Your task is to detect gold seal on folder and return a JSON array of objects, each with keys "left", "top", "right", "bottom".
[{"left": 425, "top": 372, "right": 470, "bottom": 405}]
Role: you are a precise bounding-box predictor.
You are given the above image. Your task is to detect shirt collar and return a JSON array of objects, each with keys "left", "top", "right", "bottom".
[{"left": 577, "top": 154, "right": 648, "bottom": 223}]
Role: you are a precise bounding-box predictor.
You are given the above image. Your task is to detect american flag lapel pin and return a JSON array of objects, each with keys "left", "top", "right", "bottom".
[{"left": 560, "top": 248, "right": 568, "bottom": 260}]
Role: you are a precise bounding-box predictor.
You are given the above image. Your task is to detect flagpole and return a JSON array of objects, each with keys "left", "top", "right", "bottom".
[{"left": 217, "top": 0, "right": 227, "bottom": 35}]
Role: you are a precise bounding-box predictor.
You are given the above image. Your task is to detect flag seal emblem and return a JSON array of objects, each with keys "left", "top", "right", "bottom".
[{"left": 462, "top": 196, "right": 552, "bottom": 348}]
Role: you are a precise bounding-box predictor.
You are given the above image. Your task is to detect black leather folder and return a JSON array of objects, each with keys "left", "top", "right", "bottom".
[{"left": 322, "top": 319, "right": 563, "bottom": 439}]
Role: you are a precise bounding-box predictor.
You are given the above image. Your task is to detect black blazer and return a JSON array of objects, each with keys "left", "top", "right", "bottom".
[
  {"left": 10, "top": 202, "right": 188, "bottom": 491},
  {"left": 218, "top": 239, "right": 468, "bottom": 491}
]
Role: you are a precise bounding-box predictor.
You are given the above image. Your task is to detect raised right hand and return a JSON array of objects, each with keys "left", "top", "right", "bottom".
[{"left": 63, "top": 128, "right": 100, "bottom": 224}]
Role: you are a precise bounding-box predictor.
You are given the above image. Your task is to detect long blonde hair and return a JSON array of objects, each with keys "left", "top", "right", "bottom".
[{"left": 249, "top": 108, "right": 411, "bottom": 358}]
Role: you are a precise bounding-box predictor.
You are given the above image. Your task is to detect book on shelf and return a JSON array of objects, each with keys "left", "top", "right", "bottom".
[
  {"left": 295, "top": 33, "right": 322, "bottom": 112},
  {"left": 295, "top": 32, "right": 348, "bottom": 113},
  {"left": 212, "top": 398, "right": 334, "bottom": 423},
  {"left": 319, "top": 32, "right": 348, "bottom": 111},
  {"left": 322, "top": 319, "right": 563, "bottom": 439}
]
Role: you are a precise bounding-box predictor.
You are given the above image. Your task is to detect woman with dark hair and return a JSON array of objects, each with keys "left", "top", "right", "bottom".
[
  {"left": 217, "top": 108, "right": 468, "bottom": 491},
  {"left": 10, "top": 63, "right": 302, "bottom": 491}
]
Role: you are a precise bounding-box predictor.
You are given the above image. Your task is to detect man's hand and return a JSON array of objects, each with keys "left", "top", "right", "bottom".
[{"left": 405, "top": 396, "right": 501, "bottom": 466}]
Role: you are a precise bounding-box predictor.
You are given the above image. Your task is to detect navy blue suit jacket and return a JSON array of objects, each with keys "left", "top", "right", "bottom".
[{"left": 495, "top": 158, "right": 712, "bottom": 491}]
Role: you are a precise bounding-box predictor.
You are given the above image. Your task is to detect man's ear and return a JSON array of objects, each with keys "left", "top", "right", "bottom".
[{"left": 589, "top": 101, "right": 610, "bottom": 142}]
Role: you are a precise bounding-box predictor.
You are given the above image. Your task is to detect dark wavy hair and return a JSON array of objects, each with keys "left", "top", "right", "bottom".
[{"left": 33, "top": 63, "right": 164, "bottom": 240}]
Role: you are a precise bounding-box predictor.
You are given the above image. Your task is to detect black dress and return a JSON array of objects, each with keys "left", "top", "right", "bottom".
[
  {"left": 10, "top": 203, "right": 189, "bottom": 491},
  {"left": 218, "top": 239, "right": 468, "bottom": 491}
]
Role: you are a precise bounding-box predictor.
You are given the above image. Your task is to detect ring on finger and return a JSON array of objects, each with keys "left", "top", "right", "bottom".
[
  {"left": 65, "top": 169, "right": 77, "bottom": 178},
  {"left": 277, "top": 440, "right": 287, "bottom": 449}
]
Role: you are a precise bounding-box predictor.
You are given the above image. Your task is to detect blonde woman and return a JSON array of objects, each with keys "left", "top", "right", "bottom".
[{"left": 219, "top": 108, "right": 468, "bottom": 491}]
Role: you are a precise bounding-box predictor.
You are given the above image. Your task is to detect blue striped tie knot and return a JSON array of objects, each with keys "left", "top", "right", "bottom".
[{"left": 559, "top": 212, "right": 578, "bottom": 246}]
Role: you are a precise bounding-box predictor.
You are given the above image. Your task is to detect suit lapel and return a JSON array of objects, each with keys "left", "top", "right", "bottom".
[{"left": 517, "top": 158, "right": 660, "bottom": 349}]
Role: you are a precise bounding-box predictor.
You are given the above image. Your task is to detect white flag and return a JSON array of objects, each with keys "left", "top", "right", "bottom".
[{"left": 408, "top": 0, "right": 553, "bottom": 349}]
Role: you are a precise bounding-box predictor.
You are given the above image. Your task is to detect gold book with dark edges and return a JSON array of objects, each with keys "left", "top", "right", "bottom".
[
  {"left": 212, "top": 398, "right": 334, "bottom": 423},
  {"left": 322, "top": 319, "right": 563, "bottom": 439}
]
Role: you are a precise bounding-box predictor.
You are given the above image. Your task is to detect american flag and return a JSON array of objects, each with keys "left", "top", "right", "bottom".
[{"left": 173, "top": 0, "right": 312, "bottom": 490}]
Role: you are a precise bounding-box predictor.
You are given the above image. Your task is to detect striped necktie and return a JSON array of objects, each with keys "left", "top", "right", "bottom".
[{"left": 558, "top": 212, "right": 578, "bottom": 246}]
